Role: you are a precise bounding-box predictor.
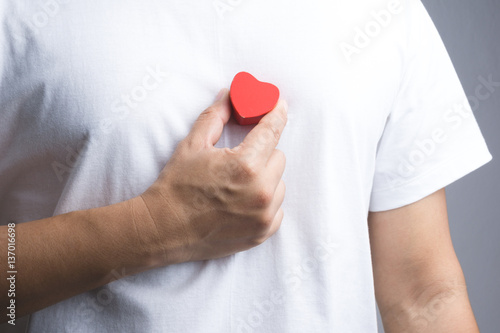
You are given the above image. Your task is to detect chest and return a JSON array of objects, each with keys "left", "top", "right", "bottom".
[{"left": 3, "top": 0, "right": 404, "bottom": 160}]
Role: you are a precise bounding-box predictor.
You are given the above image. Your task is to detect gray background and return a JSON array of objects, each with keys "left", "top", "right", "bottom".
[{"left": 2, "top": 0, "right": 498, "bottom": 332}]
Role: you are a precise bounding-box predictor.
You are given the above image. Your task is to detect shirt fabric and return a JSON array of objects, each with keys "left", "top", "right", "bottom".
[{"left": 0, "top": 0, "right": 492, "bottom": 332}]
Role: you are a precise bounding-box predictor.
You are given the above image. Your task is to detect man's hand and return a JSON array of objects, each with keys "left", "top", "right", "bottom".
[{"left": 134, "top": 89, "right": 288, "bottom": 265}]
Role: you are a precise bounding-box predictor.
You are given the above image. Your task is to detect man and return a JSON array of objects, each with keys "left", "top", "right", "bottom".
[{"left": 0, "top": 0, "right": 491, "bottom": 332}]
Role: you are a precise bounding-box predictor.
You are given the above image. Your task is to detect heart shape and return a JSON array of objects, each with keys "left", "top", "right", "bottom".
[{"left": 230, "top": 72, "right": 280, "bottom": 125}]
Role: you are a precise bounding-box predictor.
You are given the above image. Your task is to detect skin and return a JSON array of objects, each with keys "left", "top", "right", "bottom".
[
  {"left": 369, "top": 188, "right": 480, "bottom": 332},
  {"left": 1, "top": 89, "right": 479, "bottom": 331}
]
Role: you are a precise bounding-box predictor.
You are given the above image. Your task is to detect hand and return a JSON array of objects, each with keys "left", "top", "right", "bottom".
[{"left": 135, "top": 89, "right": 288, "bottom": 265}]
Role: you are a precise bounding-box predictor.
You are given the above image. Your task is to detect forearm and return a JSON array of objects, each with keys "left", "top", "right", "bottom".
[
  {"left": 379, "top": 278, "right": 479, "bottom": 332},
  {"left": 0, "top": 198, "right": 154, "bottom": 321}
]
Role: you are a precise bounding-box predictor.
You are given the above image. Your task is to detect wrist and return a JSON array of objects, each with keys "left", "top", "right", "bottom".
[
  {"left": 130, "top": 191, "right": 194, "bottom": 266},
  {"left": 126, "top": 195, "right": 170, "bottom": 268},
  {"left": 84, "top": 198, "right": 162, "bottom": 280}
]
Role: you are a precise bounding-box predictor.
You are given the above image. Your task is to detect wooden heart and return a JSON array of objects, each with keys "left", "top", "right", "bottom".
[{"left": 230, "top": 72, "right": 280, "bottom": 125}]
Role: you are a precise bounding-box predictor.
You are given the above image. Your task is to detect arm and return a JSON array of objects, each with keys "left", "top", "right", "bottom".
[
  {"left": 368, "top": 188, "right": 480, "bottom": 332},
  {"left": 0, "top": 89, "right": 288, "bottom": 321},
  {"left": 0, "top": 199, "right": 151, "bottom": 320}
]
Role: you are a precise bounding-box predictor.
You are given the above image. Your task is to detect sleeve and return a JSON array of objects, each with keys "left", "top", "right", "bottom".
[{"left": 369, "top": 0, "right": 493, "bottom": 212}]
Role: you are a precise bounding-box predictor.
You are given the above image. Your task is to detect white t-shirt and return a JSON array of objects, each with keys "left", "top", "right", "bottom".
[{"left": 0, "top": 0, "right": 492, "bottom": 332}]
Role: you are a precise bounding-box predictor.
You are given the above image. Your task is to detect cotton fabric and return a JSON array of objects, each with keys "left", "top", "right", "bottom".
[{"left": 0, "top": 0, "right": 492, "bottom": 332}]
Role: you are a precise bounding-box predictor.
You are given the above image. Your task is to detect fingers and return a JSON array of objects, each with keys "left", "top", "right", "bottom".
[
  {"left": 236, "top": 99, "right": 288, "bottom": 167},
  {"left": 268, "top": 180, "right": 286, "bottom": 218},
  {"left": 263, "top": 149, "right": 286, "bottom": 191},
  {"left": 267, "top": 207, "right": 284, "bottom": 238},
  {"left": 256, "top": 179, "right": 285, "bottom": 243},
  {"left": 184, "top": 89, "right": 232, "bottom": 150}
]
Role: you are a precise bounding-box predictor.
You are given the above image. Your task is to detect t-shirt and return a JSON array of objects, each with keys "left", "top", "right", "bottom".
[{"left": 0, "top": 0, "right": 492, "bottom": 332}]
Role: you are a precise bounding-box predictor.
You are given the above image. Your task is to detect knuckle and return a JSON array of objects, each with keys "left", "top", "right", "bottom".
[
  {"left": 200, "top": 107, "right": 218, "bottom": 120},
  {"left": 232, "top": 155, "right": 259, "bottom": 182},
  {"left": 260, "top": 210, "right": 276, "bottom": 228},
  {"left": 276, "top": 149, "right": 286, "bottom": 162},
  {"left": 252, "top": 188, "right": 273, "bottom": 209},
  {"left": 244, "top": 209, "right": 280, "bottom": 248},
  {"left": 174, "top": 140, "right": 192, "bottom": 158},
  {"left": 223, "top": 152, "right": 244, "bottom": 174},
  {"left": 222, "top": 147, "right": 236, "bottom": 156},
  {"left": 247, "top": 236, "right": 266, "bottom": 248},
  {"left": 240, "top": 163, "right": 257, "bottom": 181},
  {"left": 271, "top": 109, "right": 287, "bottom": 128},
  {"left": 271, "top": 125, "right": 282, "bottom": 142},
  {"left": 260, "top": 122, "right": 280, "bottom": 143},
  {"left": 250, "top": 221, "right": 272, "bottom": 244}
]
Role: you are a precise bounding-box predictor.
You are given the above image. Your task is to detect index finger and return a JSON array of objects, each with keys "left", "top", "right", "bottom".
[{"left": 236, "top": 99, "right": 288, "bottom": 166}]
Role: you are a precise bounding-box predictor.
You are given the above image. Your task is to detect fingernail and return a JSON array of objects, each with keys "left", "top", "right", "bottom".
[{"left": 215, "top": 88, "right": 226, "bottom": 102}]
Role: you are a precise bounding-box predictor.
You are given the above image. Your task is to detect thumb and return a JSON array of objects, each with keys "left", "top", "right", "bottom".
[{"left": 184, "top": 88, "right": 232, "bottom": 149}]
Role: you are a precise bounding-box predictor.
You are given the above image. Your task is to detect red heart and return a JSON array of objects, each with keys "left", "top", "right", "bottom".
[{"left": 229, "top": 72, "right": 280, "bottom": 125}]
